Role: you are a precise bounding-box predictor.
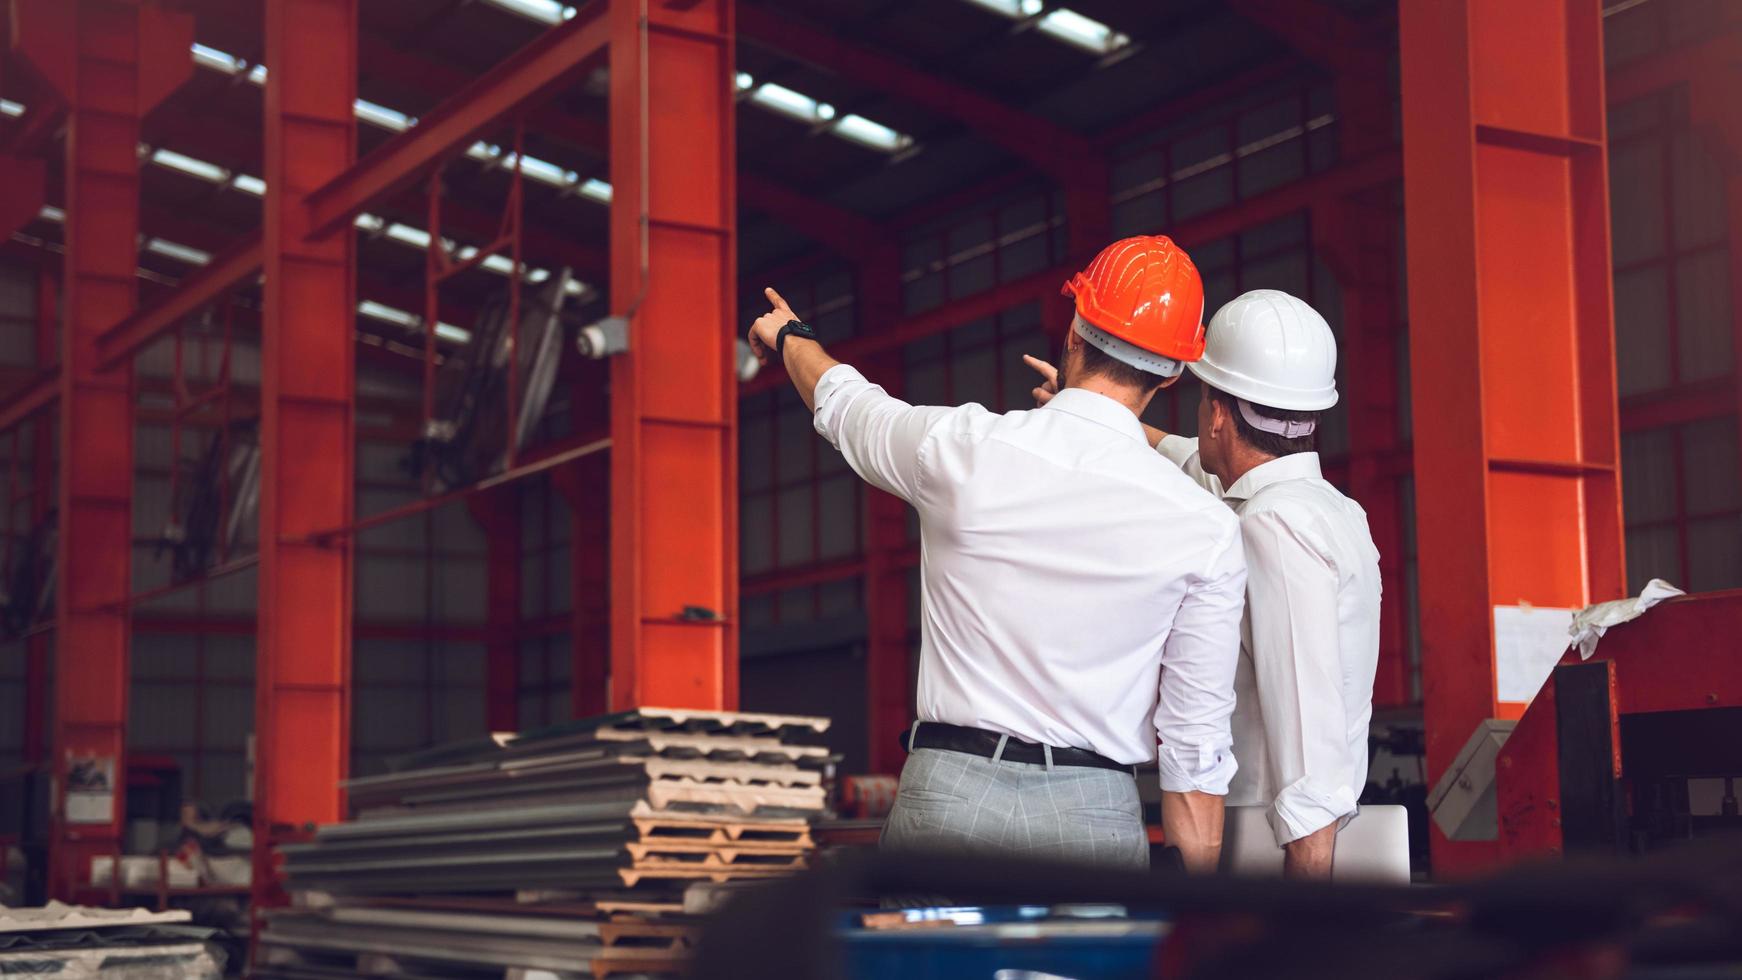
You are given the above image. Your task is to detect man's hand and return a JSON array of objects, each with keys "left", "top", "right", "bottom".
[
  {"left": 747, "top": 286, "right": 798, "bottom": 364},
  {"left": 1022, "top": 354, "right": 1059, "bottom": 407}
]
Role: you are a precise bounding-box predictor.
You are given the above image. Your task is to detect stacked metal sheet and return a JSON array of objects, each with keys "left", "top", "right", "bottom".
[
  {"left": 0, "top": 903, "right": 226, "bottom": 978},
  {"left": 258, "top": 707, "right": 830, "bottom": 979}
]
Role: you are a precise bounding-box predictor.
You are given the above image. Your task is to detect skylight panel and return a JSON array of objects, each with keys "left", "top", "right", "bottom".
[
  {"left": 832, "top": 114, "right": 912, "bottom": 152},
  {"left": 38, "top": 206, "right": 65, "bottom": 224},
  {"left": 145, "top": 238, "right": 213, "bottom": 266},
  {"left": 738, "top": 72, "right": 913, "bottom": 153},
  {"left": 358, "top": 300, "right": 470, "bottom": 344},
  {"left": 354, "top": 213, "right": 387, "bottom": 234},
  {"left": 355, "top": 99, "right": 414, "bottom": 133},
  {"left": 579, "top": 179, "right": 613, "bottom": 204},
  {"left": 358, "top": 300, "right": 419, "bottom": 328},
  {"left": 246, "top": 63, "right": 267, "bottom": 86},
  {"left": 0, "top": 100, "right": 24, "bottom": 117},
  {"left": 150, "top": 147, "right": 230, "bottom": 184},
  {"left": 385, "top": 223, "right": 433, "bottom": 249},
  {"left": 232, "top": 173, "right": 267, "bottom": 196},
  {"left": 191, "top": 43, "right": 244, "bottom": 75},
  {"left": 480, "top": 0, "right": 565, "bottom": 24},
  {"left": 499, "top": 152, "right": 576, "bottom": 188},
  {"left": 958, "top": 0, "right": 1132, "bottom": 56},
  {"left": 1036, "top": 8, "right": 1132, "bottom": 54}
]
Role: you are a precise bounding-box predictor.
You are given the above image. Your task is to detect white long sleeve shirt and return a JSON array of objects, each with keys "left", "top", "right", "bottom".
[
  {"left": 811, "top": 365, "right": 1247, "bottom": 793},
  {"left": 1156, "top": 435, "right": 1382, "bottom": 844}
]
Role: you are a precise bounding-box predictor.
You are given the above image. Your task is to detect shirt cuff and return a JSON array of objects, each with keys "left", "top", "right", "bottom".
[
  {"left": 1156, "top": 434, "right": 1199, "bottom": 468},
  {"left": 810, "top": 363, "right": 871, "bottom": 444},
  {"left": 1156, "top": 741, "right": 1236, "bottom": 796},
  {"left": 1267, "top": 778, "right": 1359, "bottom": 845}
]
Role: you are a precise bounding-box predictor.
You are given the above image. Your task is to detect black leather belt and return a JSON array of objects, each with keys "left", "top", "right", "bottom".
[{"left": 901, "top": 721, "right": 1135, "bottom": 774}]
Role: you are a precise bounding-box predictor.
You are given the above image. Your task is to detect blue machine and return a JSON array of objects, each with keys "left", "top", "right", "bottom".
[{"left": 837, "top": 906, "right": 1168, "bottom": 980}]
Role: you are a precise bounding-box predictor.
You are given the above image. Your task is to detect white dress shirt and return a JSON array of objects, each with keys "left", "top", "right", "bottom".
[
  {"left": 811, "top": 365, "right": 1247, "bottom": 793},
  {"left": 1156, "top": 435, "right": 1382, "bottom": 844}
]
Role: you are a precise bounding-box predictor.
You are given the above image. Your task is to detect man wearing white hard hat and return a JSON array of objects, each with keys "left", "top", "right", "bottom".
[{"left": 1028, "top": 288, "right": 1382, "bottom": 879}]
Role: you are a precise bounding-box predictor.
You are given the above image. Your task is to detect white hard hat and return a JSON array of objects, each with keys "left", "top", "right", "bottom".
[{"left": 1187, "top": 289, "right": 1339, "bottom": 411}]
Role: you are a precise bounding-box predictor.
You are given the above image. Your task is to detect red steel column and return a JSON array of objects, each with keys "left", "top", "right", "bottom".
[
  {"left": 467, "top": 490, "right": 520, "bottom": 731},
  {"left": 12, "top": 0, "right": 191, "bottom": 898},
  {"left": 858, "top": 244, "right": 911, "bottom": 773},
  {"left": 256, "top": 0, "right": 357, "bottom": 906},
  {"left": 608, "top": 0, "right": 736, "bottom": 710},
  {"left": 1400, "top": 0, "right": 1625, "bottom": 873}
]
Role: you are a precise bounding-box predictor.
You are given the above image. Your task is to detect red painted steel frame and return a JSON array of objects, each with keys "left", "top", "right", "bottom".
[
  {"left": 302, "top": 5, "right": 609, "bottom": 239},
  {"left": 11, "top": 0, "right": 192, "bottom": 899},
  {"left": 255, "top": 0, "right": 358, "bottom": 913},
  {"left": 608, "top": 0, "right": 737, "bottom": 710},
  {"left": 1400, "top": 0, "right": 1626, "bottom": 874},
  {"left": 1495, "top": 591, "right": 1742, "bottom": 859}
]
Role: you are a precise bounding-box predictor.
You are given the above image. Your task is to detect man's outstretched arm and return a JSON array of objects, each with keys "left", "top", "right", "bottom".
[{"left": 748, "top": 286, "right": 950, "bottom": 504}]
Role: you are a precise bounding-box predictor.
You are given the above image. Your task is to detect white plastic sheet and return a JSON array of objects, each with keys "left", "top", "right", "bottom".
[{"left": 1570, "top": 578, "right": 1685, "bottom": 660}]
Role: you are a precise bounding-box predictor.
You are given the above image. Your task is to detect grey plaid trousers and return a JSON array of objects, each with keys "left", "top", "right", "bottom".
[{"left": 880, "top": 746, "right": 1149, "bottom": 869}]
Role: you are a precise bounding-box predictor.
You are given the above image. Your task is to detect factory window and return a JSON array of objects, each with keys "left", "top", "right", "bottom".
[
  {"left": 1621, "top": 419, "right": 1742, "bottom": 594},
  {"left": 129, "top": 632, "right": 254, "bottom": 805},
  {"left": 900, "top": 188, "right": 1067, "bottom": 316},
  {"left": 1110, "top": 83, "right": 1336, "bottom": 239},
  {"left": 1609, "top": 88, "right": 1732, "bottom": 399},
  {"left": 353, "top": 639, "right": 490, "bottom": 777},
  {"left": 739, "top": 385, "right": 864, "bottom": 584}
]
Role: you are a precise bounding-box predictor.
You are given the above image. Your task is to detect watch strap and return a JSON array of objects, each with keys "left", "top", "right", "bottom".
[{"left": 775, "top": 319, "right": 818, "bottom": 356}]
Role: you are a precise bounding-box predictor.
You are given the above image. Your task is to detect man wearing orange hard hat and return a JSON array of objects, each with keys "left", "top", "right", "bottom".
[{"left": 746, "top": 235, "right": 1245, "bottom": 872}]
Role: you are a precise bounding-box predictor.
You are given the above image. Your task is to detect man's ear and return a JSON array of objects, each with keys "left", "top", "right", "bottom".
[{"left": 1208, "top": 395, "right": 1231, "bottom": 439}]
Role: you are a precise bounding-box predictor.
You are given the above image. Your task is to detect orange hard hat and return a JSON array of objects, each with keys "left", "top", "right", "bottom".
[{"left": 1062, "top": 236, "right": 1207, "bottom": 370}]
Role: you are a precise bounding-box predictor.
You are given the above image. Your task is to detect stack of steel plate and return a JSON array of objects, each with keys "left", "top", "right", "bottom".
[{"left": 258, "top": 708, "right": 829, "bottom": 979}]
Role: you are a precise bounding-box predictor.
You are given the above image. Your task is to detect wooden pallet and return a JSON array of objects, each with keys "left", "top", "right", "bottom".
[
  {"left": 592, "top": 899, "right": 687, "bottom": 918},
  {"left": 625, "top": 841, "right": 810, "bottom": 868},
  {"left": 597, "top": 919, "right": 697, "bottom": 950},
  {"left": 591, "top": 953, "right": 687, "bottom": 979},
  {"left": 630, "top": 800, "right": 814, "bottom": 843},
  {"left": 617, "top": 865, "right": 794, "bottom": 887},
  {"left": 634, "top": 817, "right": 815, "bottom": 848}
]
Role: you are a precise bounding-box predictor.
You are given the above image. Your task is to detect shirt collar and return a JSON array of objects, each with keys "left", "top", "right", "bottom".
[
  {"left": 1042, "top": 388, "right": 1148, "bottom": 443},
  {"left": 1223, "top": 452, "right": 1324, "bottom": 501}
]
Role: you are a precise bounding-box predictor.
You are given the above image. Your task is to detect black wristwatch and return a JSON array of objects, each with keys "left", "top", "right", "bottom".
[{"left": 776, "top": 318, "right": 818, "bottom": 356}]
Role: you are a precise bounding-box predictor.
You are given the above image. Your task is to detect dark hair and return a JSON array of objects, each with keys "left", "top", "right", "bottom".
[
  {"left": 1208, "top": 386, "right": 1317, "bottom": 457},
  {"left": 1077, "top": 339, "right": 1169, "bottom": 391}
]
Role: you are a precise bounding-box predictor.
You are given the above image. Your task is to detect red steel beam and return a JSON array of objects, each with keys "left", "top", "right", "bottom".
[
  {"left": 739, "top": 174, "right": 889, "bottom": 258},
  {"left": 608, "top": 0, "right": 736, "bottom": 710},
  {"left": 96, "top": 237, "right": 263, "bottom": 370},
  {"left": 1400, "top": 0, "right": 1624, "bottom": 874},
  {"left": 1226, "top": 0, "right": 1388, "bottom": 77},
  {"left": 12, "top": 0, "right": 193, "bottom": 899},
  {"left": 22, "top": 264, "right": 55, "bottom": 769},
  {"left": 736, "top": 3, "right": 1095, "bottom": 182},
  {"left": 254, "top": 0, "right": 357, "bottom": 915},
  {"left": 302, "top": 5, "right": 610, "bottom": 239}
]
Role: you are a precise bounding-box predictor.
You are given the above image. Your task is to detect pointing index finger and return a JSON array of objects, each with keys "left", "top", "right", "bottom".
[{"left": 764, "top": 286, "right": 793, "bottom": 314}]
